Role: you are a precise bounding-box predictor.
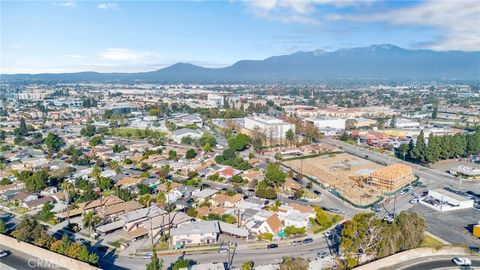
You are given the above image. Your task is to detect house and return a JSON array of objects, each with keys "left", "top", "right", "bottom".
[
  {"left": 41, "top": 186, "right": 58, "bottom": 196},
  {"left": 185, "top": 262, "right": 225, "bottom": 270},
  {"left": 281, "top": 212, "right": 310, "bottom": 228},
  {"left": 281, "top": 178, "right": 301, "bottom": 193},
  {"left": 103, "top": 200, "right": 144, "bottom": 219},
  {"left": 13, "top": 191, "right": 38, "bottom": 203},
  {"left": 0, "top": 181, "right": 25, "bottom": 194},
  {"left": 240, "top": 169, "right": 262, "bottom": 182},
  {"left": 157, "top": 181, "right": 182, "bottom": 193},
  {"left": 258, "top": 214, "right": 282, "bottom": 235},
  {"left": 171, "top": 128, "right": 202, "bottom": 144},
  {"left": 119, "top": 204, "right": 167, "bottom": 231},
  {"left": 191, "top": 188, "right": 218, "bottom": 202},
  {"left": 52, "top": 191, "right": 66, "bottom": 202},
  {"left": 210, "top": 193, "right": 243, "bottom": 208},
  {"left": 170, "top": 221, "right": 220, "bottom": 246},
  {"left": 56, "top": 195, "right": 124, "bottom": 219},
  {"left": 217, "top": 167, "right": 240, "bottom": 179},
  {"left": 237, "top": 197, "right": 265, "bottom": 210},
  {"left": 23, "top": 196, "right": 53, "bottom": 210},
  {"left": 166, "top": 189, "right": 183, "bottom": 204},
  {"left": 114, "top": 177, "right": 145, "bottom": 188},
  {"left": 196, "top": 206, "right": 227, "bottom": 218}
]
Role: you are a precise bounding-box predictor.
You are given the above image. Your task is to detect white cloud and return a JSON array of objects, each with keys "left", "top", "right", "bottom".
[
  {"left": 98, "top": 48, "right": 152, "bottom": 61},
  {"left": 97, "top": 3, "right": 118, "bottom": 10},
  {"left": 330, "top": 0, "right": 480, "bottom": 51},
  {"left": 244, "top": 0, "right": 371, "bottom": 24},
  {"left": 59, "top": 2, "right": 76, "bottom": 8}
]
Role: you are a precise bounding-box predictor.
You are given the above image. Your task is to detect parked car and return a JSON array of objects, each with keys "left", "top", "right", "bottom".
[
  {"left": 303, "top": 238, "right": 313, "bottom": 244},
  {"left": 409, "top": 198, "right": 419, "bottom": 204},
  {"left": 267, "top": 244, "right": 278, "bottom": 249},
  {"left": 452, "top": 257, "right": 471, "bottom": 266},
  {"left": 291, "top": 240, "right": 303, "bottom": 246},
  {"left": 317, "top": 251, "right": 328, "bottom": 259},
  {"left": 0, "top": 249, "right": 8, "bottom": 258},
  {"left": 313, "top": 190, "right": 321, "bottom": 195},
  {"left": 218, "top": 247, "right": 228, "bottom": 253}
]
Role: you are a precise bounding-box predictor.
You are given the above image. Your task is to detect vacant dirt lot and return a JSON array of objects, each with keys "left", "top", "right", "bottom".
[{"left": 284, "top": 153, "right": 384, "bottom": 206}]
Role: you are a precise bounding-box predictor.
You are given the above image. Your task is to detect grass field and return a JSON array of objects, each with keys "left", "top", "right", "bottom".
[{"left": 111, "top": 127, "right": 167, "bottom": 139}]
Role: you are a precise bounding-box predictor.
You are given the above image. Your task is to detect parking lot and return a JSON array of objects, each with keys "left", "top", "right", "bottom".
[{"left": 409, "top": 205, "right": 480, "bottom": 245}]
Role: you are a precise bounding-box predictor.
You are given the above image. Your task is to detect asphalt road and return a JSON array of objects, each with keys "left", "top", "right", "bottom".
[
  {"left": 112, "top": 237, "right": 334, "bottom": 269},
  {"left": 382, "top": 255, "right": 480, "bottom": 270},
  {"left": 0, "top": 245, "right": 68, "bottom": 270}
]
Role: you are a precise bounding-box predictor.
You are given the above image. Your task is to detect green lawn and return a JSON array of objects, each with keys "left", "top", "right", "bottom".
[{"left": 111, "top": 128, "right": 166, "bottom": 139}]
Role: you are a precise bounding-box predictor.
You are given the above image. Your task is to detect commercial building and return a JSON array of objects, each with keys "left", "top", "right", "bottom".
[
  {"left": 244, "top": 116, "right": 295, "bottom": 139},
  {"left": 306, "top": 116, "right": 346, "bottom": 130},
  {"left": 207, "top": 94, "right": 224, "bottom": 107},
  {"left": 394, "top": 118, "right": 420, "bottom": 129},
  {"left": 421, "top": 189, "right": 474, "bottom": 212}
]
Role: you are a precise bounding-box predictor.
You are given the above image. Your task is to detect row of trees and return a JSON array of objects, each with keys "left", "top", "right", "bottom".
[{"left": 397, "top": 128, "right": 480, "bottom": 164}]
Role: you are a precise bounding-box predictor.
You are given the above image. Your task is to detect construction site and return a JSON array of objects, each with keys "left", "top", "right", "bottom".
[{"left": 284, "top": 153, "right": 415, "bottom": 206}]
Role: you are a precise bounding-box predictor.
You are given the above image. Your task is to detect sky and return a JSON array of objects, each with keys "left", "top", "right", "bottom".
[{"left": 1, "top": 0, "right": 479, "bottom": 74}]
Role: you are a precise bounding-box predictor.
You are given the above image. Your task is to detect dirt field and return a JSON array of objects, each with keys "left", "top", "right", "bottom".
[
  {"left": 431, "top": 160, "right": 480, "bottom": 174},
  {"left": 284, "top": 153, "right": 384, "bottom": 206}
]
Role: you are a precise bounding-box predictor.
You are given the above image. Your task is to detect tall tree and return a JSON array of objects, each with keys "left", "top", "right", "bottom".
[
  {"left": 411, "top": 130, "right": 427, "bottom": 163},
  {"left": 44, "top": 133, "right": 64, "bottom": 156},
  {"left": 19, "top": 117, "right": 28, "bottom": 136}
]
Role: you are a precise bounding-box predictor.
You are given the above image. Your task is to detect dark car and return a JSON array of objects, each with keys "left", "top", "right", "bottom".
[
  {"left": 303, "top": 238, "right": 313, "bottom": 244},
  {"left": 313, "top": 190, "right": 321, "bottom": 195},
  {"left": 267, "top": 244, "right": 278, "bottom": 249},
  {"left": 201, "top": 183, "right": 211, "bottom": 188}
]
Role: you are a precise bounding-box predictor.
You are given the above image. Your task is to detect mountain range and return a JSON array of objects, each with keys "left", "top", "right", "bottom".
[{"left": 2, "top": 44, "right": 479, "bottom": 83}]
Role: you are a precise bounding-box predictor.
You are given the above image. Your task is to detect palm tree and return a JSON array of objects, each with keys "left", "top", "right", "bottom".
[
  {"left": 61, "top": 181, "right": 75, "bottom": 224},
  {"left": 83, "top": 211, "right": 100, "bottom": 235}
]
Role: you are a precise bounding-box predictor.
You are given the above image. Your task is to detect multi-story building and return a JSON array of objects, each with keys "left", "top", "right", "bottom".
[{"left": 244, "top": 116, "right": 295, "bottom": 139}]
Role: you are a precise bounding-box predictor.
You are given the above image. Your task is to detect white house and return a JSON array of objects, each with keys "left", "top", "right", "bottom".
[{"left": 170, "top": 221, "right": 220, "bottom": 246}]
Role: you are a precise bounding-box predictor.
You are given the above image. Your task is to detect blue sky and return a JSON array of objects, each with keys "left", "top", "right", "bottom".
[{"left": 1, "top": 0, "right": 478, "bottom": 73}]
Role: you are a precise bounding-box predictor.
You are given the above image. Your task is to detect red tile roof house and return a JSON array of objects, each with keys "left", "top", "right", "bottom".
[
  {"left": 258, "top": 214, "right": 283, "bottom": 235},
  {"left": 217, "top": 167, "right": 239, "bottom": 179}
]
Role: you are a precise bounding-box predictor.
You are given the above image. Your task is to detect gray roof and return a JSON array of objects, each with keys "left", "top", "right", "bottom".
[
  {"left": 218, "top": 221, "right": 248, "bottom": 237},
  {"left": 172, "top": 128, "right": 201, "bottom": 137},
  {"left": 96, "top": 220, "right": 124, "bottom": 233},
  {"left": 119, "top": 204, "right": 166, "bottom": 223},
  {"left": 170, "top": 221, "right": 220, "bottom": 236}
]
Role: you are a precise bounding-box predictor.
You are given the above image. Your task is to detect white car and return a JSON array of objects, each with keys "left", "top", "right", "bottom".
[
  {"left": 0, "top": 249, "right": 8, "bottom": 258},
  {"left": 218, "top": 247, "right": 228, "bottom": 253},
  {"left": 409, "top": 198, "right": 419, "bottom": 204},
  {"left": 452, "top": 257, "right": 471, "bottom": 266}
]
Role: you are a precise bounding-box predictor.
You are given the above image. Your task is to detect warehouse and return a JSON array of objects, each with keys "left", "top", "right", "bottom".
[{"left": 421, "top": 189, "right": 474, "bottom": 212}]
